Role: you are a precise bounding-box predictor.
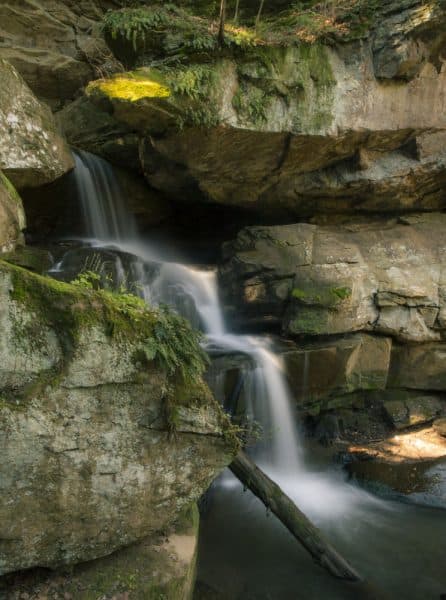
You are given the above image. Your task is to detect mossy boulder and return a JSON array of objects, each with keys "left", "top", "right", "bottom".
[{"left": 0, "top": 261, "right": 239, "bottom": 576}]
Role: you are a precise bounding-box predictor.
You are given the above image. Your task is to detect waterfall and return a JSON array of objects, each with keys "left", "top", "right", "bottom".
[
  {"left": 60, "top": 150, "right": 303, "bottom": 476},
  {"left": 54, "top": 151, "right": 385, "bottom": 523},
  {"left": 73, "top": 150, "right": 137, "bottom": 242}
]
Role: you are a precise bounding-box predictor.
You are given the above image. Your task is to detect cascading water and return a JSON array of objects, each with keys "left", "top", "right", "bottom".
[
  {"left": 73, "top": 150, "right": 137, "bottom": 242},
  {"left": 51, "top": 152, "right": 446, "bottom": 600},
  {"left": 59, "top": 151, "right": 321, "bottom": 501}
]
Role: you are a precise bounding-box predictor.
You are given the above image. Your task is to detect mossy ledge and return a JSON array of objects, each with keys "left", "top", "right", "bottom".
[{"left": 1, "top": 259, "right": 208, "bottom": 388}]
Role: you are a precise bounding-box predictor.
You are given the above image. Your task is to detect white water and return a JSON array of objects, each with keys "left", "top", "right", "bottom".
[
  {"left": 59, "top": 151, "right": 386, "bottom": 525},
  {"left": 73, "top": 151, "right": 137, "bottom": 242}
]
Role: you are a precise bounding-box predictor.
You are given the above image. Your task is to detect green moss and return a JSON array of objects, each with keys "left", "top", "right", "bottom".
[
  {"left": 292, "top": 288, "right": 307, "bottom": 300},
  {"left": 0, "top": 171, "right": 22, "bottom": 206},
  {"left": 2, "top": 260, "right": 208, "bottom": 388},
  {"left": 331, "top": 286, "right": 351, "bottom": 301},
  {"left": 232, "top": 83, "right": 268, "bottom": 126},
  {"left": 291, "top": 282, "right": 351, "bottom": 307},
  {"left": 289, "top": 307, "right": 327, "bottom": 335}
]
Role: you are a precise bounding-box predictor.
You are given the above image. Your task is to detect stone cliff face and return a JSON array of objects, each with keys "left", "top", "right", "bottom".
[
  {"left": 0, "top": 261, "right": 238, "bottom": 576},
  {"left": 218, "top": 215, "right": 446, "bottom": 433},
  {"left": 53, "top": 0, "right": 446, "bottom": 217},
  {"left": 220, "top": 214, "right": 446, "bottom": 342}
]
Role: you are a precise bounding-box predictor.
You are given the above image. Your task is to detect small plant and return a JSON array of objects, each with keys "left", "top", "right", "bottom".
[
  {"left": 103, "top": 5, "right": 180, "bottom": 51},
  {"left": 233, "top": 84, "right": 268, "bottom": 125},
  {"left": 71, "top": 270, "right": 101, "bottom": 290},
  {"left": 142, "top": 304, "right": 209, "bottom": 387},
  {"left": 164, "top": 64, "right": 216, "bottom": 101}
]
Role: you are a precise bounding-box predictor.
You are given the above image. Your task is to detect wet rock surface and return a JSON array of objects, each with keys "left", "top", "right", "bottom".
[{"left": 346, "top": 427, "right": 446, "bottom": 508}]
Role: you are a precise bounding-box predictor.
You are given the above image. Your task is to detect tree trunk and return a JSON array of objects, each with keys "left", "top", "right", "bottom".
[
  {"left": 234, "top": 0, "right": 240, "bottom": 23},
  {"left": 218, "top": 0, "right": 226, "bottom": 46},
  {"left": 255, "top": 0, "right": 265, "bottom": 31},
  {"left": 229, "top": 451, "right": 361, "bottom": 582}
]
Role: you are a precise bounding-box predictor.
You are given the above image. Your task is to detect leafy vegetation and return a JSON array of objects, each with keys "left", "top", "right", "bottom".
[
  {"left": 142, "top": 305, "right": 209, "bottom": 387},
  {"left": 100, "top": 0, "right": 382, "bottom": 82}
]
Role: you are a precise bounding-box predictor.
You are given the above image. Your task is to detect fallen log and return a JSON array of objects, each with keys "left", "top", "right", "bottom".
[{"left": 229, "top": 450, "right": 361, "bottom": 582}]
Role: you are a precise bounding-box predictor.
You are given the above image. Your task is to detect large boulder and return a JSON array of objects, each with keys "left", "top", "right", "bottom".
[
  {"left": 389, "top": 343, "right": 446, "bottom": 390},
  {"left": 0, "top": 60, "right": 73, "bottom": 188},
  {"left": 0, "top": 260, "right": 238, "bottom": 575},
  {"left": 219, "top": 214, "right": 446, "bottom": 343},
  {"left": 0, "top": 172, "right": 25, "bottom": 253}
]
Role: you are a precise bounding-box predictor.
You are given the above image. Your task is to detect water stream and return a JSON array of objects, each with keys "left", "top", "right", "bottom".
[{"left": 52, "top": 151, "right": 446, "bottom": 599}]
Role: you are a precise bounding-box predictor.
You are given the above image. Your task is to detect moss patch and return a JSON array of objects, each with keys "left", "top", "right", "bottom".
[
  {"left": 88, "top": 75, "right": 171, "bottom": 102},
  {"left": 291, "top": 283, "right": 351, "bottom": 307}
]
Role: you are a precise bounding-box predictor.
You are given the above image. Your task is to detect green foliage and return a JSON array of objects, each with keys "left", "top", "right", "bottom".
[
  {"left": 142, "top": 305, "right": 209, "bottom": 387},
  {"left": 103, "top": 5, "right": 181, "bottom": 51},
  {"left": 71, "top": 270, "right": 101, "bottom": 290},
  {"left": 164, "top": 64, "right": 216, "bottom": 100},
  {"left": 68, "top": 256, "right": 208, "bottom": 385},
  {"left": 232, "top": 84, "right": 268, "bottom": 125},
  {"left": 161, "top": 64, "right": 220, "bottom": 127},
  {"left": 256, "top": 0, "right": 381, "bottom": 44}
]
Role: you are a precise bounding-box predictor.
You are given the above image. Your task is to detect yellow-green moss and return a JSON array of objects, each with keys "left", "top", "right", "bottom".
[{"left": 88, "top": 76, "right": 171, "bottom": 102}]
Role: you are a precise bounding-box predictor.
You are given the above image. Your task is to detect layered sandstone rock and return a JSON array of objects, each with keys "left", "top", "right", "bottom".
[
  {"left": 54, "top": 0, "right": 446, "bottom": 216},
  {"left": 219, "top": 214, "right": 446, "bottom": 343}
]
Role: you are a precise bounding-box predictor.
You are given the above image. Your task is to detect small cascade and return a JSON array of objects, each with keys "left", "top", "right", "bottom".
[{"left": 73, "top": 150, "right": 137, "bottom": 242}]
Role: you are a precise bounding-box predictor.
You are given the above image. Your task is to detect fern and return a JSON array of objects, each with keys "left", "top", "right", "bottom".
[{"left": 143, "top": 305, "right": 209, "bottom": 387}]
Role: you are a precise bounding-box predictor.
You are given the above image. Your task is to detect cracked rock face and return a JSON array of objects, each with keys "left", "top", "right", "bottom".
[
  {"left": 219, "top": 213, "right": 446, "bottom": 343},
  {"left": 0, "top": 60, "right": 73, "bottom": 188},
  {"left": 0, "top": 261, "right": 237, "bottom": 575}
]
